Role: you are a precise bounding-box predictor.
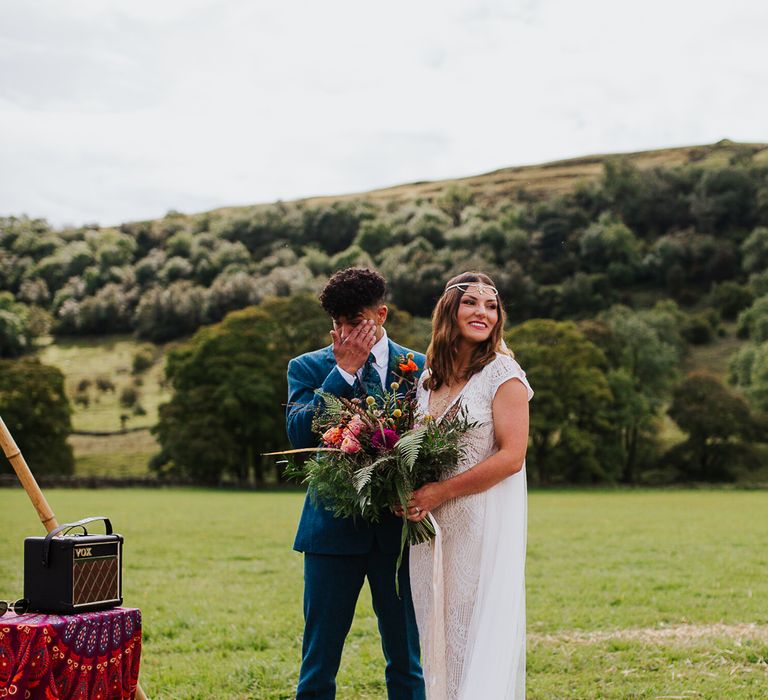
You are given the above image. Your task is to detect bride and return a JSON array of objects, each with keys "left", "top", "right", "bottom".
[{"left": 398, "top": 271, "right": 533, "bottom": 699}]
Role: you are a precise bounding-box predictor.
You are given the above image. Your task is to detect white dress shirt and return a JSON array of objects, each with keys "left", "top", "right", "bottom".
[{"left": 336, "top": 328, "right": 389, "bottom": 389}]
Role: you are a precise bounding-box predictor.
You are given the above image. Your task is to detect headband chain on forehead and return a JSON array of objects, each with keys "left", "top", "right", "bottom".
[{"left": 443, "top": 281, "right": 498, "bottom": 297}]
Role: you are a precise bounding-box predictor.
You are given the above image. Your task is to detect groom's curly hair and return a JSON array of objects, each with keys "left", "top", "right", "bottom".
[{"left": 320, "top": 268, "right": 386, "bottom": 319}]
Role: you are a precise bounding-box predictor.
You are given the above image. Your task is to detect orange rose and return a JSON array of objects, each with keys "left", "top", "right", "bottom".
[
  {"left": 398, "top": 359, "right": 419, "bottom": 373},
  {"left": 322, "top": 426, "right": 344, "bottom": 446}
]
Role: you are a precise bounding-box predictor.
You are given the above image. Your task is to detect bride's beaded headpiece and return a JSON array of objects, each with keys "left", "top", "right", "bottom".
[{"left": 443, "top": 282, "right": 498, "bottom": 297}]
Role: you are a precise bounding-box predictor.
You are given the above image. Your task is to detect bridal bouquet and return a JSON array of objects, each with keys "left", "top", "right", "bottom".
[{"left": 281, "top": 355, "right": 474, "bottom": 568}]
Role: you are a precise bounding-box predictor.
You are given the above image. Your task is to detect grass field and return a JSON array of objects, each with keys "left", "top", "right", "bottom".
[
  {"left": 1, "top": 489, "right": 767, "bottom": 699},
  {"left": 68, "top": 430, "right": 160, "bottom": 477},
  {"left": 36, "top": 334, "right": 171, "bottom": 476},
  {"left": 37, "top": 334, "right": 171, "bottom": 434}
]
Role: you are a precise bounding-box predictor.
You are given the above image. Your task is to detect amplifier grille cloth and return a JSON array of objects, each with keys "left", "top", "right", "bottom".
[{"left": 73, "top": 558, "right": 118, "bottom": 605}]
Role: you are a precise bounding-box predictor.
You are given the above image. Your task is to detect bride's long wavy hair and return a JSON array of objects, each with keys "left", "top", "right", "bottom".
[{"left": 424, "top": 271, "right": 509, "bottom": 391}]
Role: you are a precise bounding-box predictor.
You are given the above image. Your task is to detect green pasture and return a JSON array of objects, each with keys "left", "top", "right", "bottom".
[
  {"left": 1, "top": 489, "right": 766, "bottom": 699},
  {"left": 68, "top": 430, "right": 159, "bottom": 477},
  {"left": 36, "top": 334, "right": 170, "bottom": 476},
  {"left": 37, "top": 334, "right": 171, "bottom": 434}
]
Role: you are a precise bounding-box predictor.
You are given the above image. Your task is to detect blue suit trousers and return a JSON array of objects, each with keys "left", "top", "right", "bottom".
[{"left": 296, "top": 544, "right": 425, "bottom": 700}]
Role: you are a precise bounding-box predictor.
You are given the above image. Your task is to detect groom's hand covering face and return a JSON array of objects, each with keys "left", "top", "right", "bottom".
[{"left": 330, "top": 305, "right": 387, "bottom": 375}]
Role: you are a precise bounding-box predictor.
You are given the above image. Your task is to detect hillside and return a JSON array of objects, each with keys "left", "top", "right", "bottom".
[
  {"left": 4, "top": 139, "right": 768, "bottom": 483},
  {"left": 207, "top": 139, "right": 768, "bottom": 218}
]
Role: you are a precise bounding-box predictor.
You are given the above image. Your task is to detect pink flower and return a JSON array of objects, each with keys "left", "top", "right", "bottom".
[
  {"left": 340, "top": 433, "right": 362, "bottom": 454},
  {"left": 346, "top": 415, "right": 366, "bottom": 437},
  {"left": 372, "top": 428, "right": 400, "bottom": 451}
]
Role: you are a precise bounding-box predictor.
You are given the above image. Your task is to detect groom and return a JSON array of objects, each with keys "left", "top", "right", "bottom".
[{"left": 286, "top": 268, "right": 426, "bottom": 700}]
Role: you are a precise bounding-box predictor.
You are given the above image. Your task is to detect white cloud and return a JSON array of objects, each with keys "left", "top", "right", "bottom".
[{"left": 0, "top": 0, "right": 766, "bottom": 226}]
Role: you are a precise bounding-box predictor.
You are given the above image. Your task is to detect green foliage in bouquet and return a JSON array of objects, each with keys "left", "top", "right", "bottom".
[
  {"left": 280, "top": 359, "right": 475, "bottom": 579},
  {"left": 298, "top": 394, "right": 472, "bottom": 538}
]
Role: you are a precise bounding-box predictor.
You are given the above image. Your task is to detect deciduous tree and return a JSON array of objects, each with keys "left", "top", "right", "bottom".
[
  {"left": 154, "top": 294, "right": 329, "bottom": 484},
  {"left": 0, "top": 358, "right": 74, "bottom": 475},
  {"left": 666, "top": 371, "right": 762, "bottom": 480},
  {"left": 507, "top": 319, "right": 614, "bottom": 484}
]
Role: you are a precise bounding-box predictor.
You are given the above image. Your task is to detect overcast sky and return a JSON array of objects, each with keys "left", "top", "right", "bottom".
[{"left": 1, "top": 0, "right": 766, "bottom": 227}]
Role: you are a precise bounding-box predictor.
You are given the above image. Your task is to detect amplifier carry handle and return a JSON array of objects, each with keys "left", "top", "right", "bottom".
[{"left": 42, "top": 516, "right": 113, "bottom": 568}]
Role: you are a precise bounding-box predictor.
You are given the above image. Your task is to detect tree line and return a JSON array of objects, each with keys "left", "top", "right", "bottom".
[
  {"left": 2, "top": 153, "right": 768, "bottom": 352},
  {"left": 3, "top": 294, "right": 767, "bottom": 485},
  {"left": 149, "top": 294, "right": 767, "bottom": 486}
]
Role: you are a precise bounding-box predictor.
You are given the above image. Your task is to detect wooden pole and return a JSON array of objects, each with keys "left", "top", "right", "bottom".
[
  {"left": 0, "top": 416, "right": 58, "bottom": 532},
  {"left": 0, "top": 415, "right": 149, "bottom": 700}
]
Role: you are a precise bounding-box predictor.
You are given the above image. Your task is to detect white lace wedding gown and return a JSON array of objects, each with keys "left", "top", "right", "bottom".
[{"left": 409, "top": 353, "right": 533, "bottom": 700}]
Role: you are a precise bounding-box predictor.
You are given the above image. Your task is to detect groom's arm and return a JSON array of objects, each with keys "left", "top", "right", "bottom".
[{"left": 286, "top": 357, "right": 357, "bottom": 449}]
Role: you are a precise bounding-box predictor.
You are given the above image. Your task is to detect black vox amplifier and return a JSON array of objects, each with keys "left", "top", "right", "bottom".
[{"left": 24, "top": 516, "right": 123, "bottom": 613}]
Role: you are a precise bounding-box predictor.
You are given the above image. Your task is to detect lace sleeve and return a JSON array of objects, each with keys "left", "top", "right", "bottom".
[{"left": 485, "top": 354, "right": 534, "bottom": 403}]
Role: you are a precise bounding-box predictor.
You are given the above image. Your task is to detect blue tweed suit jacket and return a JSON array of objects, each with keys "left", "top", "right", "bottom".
[{"left": 287, "top": 339, "right": 426, "bottom": 555}]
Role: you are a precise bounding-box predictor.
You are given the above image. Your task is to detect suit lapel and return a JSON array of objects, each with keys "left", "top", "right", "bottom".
[
  {"left": 388, "top": 339, "right": 426, "bottom": 395},
  {"left": 387, "top": 340, "right": 416, "bottom": 394},
  {"left": 385, "top": 340, "right": 400, "bottom": 388}
]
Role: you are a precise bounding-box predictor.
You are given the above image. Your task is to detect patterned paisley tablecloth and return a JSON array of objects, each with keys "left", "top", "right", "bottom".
[{"left": 0, "top": 607, "right": 141, "bottom": 699}]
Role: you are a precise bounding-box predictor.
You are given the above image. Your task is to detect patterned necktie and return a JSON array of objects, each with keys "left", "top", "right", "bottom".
[{"left": 360, "top": 353, "right": 383, "bottom": 399}]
